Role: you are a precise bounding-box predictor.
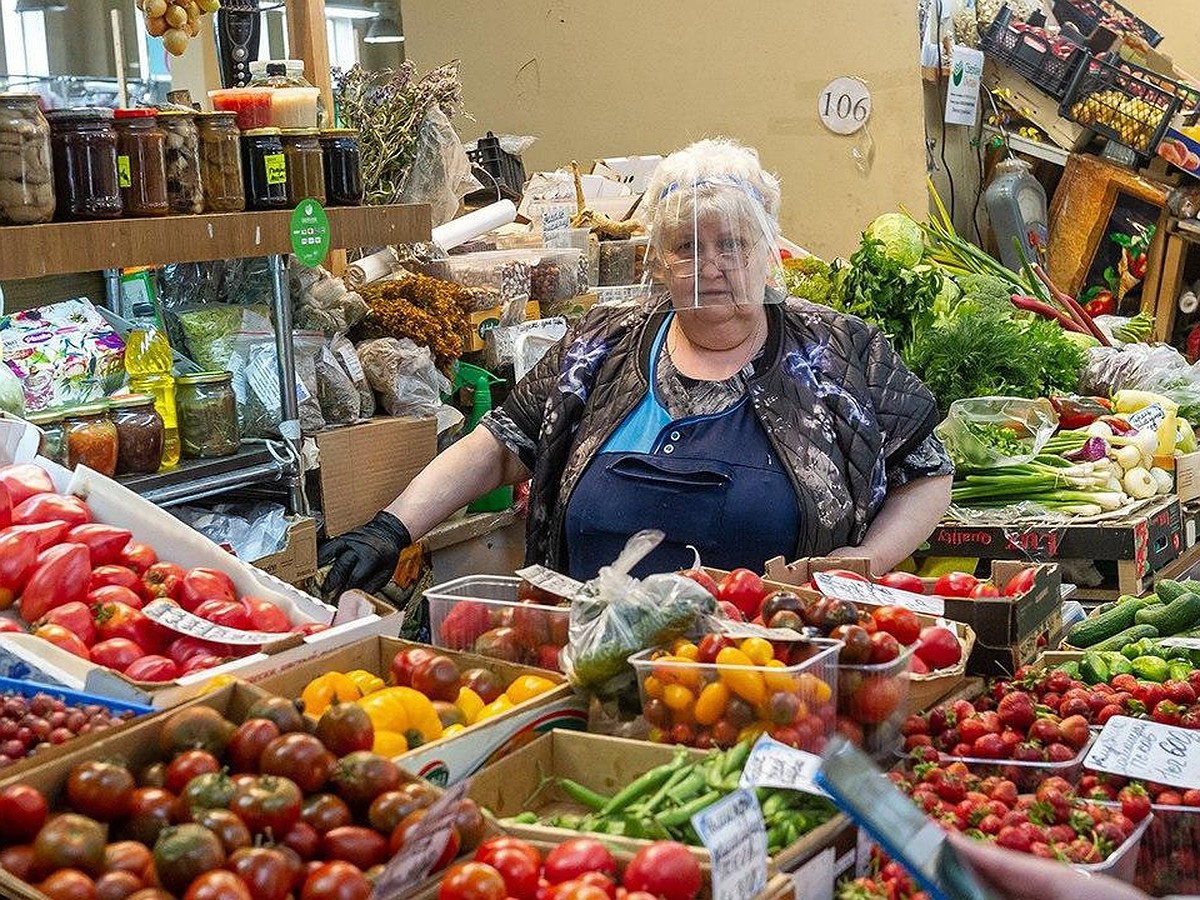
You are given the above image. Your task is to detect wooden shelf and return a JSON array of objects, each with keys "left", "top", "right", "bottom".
[{"left": 0, "top": 204, "right": 432, "bottom": 281}]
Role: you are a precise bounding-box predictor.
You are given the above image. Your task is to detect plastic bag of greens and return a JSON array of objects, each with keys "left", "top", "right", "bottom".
[
  {"left": 330, "top": 333, "right": 374, "bottom": 418},
  {"left": 314, "top": 341, "right": 360, "bottom": 425},
  {"left": 935, "top": 396, "right": 1058, "bottom": 469},
  {"left": 227, "top": 330, "right": 324, "bottom": 438},
  {"left": 561, "top": 530, "right": 719, "bottom": 696},
  {"left": 1081, "top": 344, "right": 1200, "bottom": 425},
  {"left": 397, "top": 108, "right": 482, "bottom": 227},
  {"left": 176, "top": 304, "right": 272, "bottom": 372}
]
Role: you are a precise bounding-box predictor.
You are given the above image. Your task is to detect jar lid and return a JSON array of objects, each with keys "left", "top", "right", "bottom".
[
  {"left": 114, "top": 107, "right": 157, "bottom": 119},
  {"left": 64, "top": 401, "right": 110, "bottom": 417},
  {"left": 198, "top": 111, "right": 239, "bottom": 123},
  {"left": 320, "top": 128, "right": 359, "bottom": 138},
  {"left": 242, "top": 127, "right": 282, "bottom": 137},
  {"left": 280, "top": 127, "right": 320, "bottom": 136},
  {"left": 108, "top": 393, "right": 156, "bottom": 410},
  {"left": 23, "top": 409, "right": 62, "bottom": 425},
  {"left": 156, "top": 109, "right": 196, "bottom": 119},
  {"left": 177, "top": 371, "right": 232, "bottom": 386},
  {"left": 46, "top": 107, "right": 114, "bottom": 123},
  {"left": 0, "top": 93, "right": 43, "bottom": 103}
]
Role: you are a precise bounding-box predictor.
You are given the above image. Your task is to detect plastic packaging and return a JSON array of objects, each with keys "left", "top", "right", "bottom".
[
  {"left": 1121, "top": 803, "right": 1199, "bottom": 893},
  {"left": 314, "top": 340, "right": 360, "bottom": 424},
  {"left": 46, "top": 108, "right": 121, "bottom": 220},
  {"left": 290, "top": 261, "right": 367, "bottom": 334},
  {"left": 196, "top": 112, "right": 245, "bottom": 213},
  {"left": 173, "top": 501, "right": 289, "bottom": 563},
  {"left": 985, "top": 158, "right": 1048, "bottom": 273},
  {"left": 329, "top": 333, "right": 373, "bottom": 418},
  {"left": 530, "top": 248, "right": 586, "bottom": 303},
  {"left": 934, "top": 396, "right": 1059, "bottom": 469},
  {"left": 227, "top": 330, "right": 324, "bottom": 437},
  {"left": 397, "top": 107, "right": 481, "bottom": 227},
  {"left": 248, "top": 60, "right": 323, "bottom": 129},
  {"left": 1081, "top": 344, "right": 1200, "bottom": 424},
  {"left": 175, "top": 304, "right": 273, "bottom": 372},
  {"left": 113, "top": 109, "right": 169, "bottom": 218},
  {"left": 445, "top": 249, "right": 536, "bottom": 305},
  {"left": 898, "top": 734, "right": 1095, "bottom": 793},
  {"left": 837, "top": 646, "right": 914, "bottom": 761},
  {"left": 0, "top": 93, "right": 55, "bottom": 225},
  {"left": 208, "top": 88, "right": 272, "bottom": 131},
  {"left": 357, "top": 337, "right": 449, "bottom": 418}
]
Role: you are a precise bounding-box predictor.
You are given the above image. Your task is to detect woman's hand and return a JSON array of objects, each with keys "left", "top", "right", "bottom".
[{"left": 834, "top": 474, "right": 951, "bottom": 574}]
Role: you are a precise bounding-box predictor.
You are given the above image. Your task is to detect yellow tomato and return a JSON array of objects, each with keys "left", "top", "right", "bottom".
[
  {"left": 345, "top": 669, "right": 386, "bottom": 696},
  {"left": 505, "top": 675, "right": 557, "bottom": 704},
  {"left": 301, "top": 672, "right": 362, "bottom": 717},
  {"left": 475, "top": 695, "right": 514, "bottom": 722},
  {"left": 716, "top": 647, "right": 766, "bottom": 706},
  {"left": 372, "top": 729, "right": 409, "bottom": 757},
  {"left": 652, "top": 655, "right": 701, "bottom": 689},
  {"left": 671, "top": 640, "right": 700, "bottom": 661},
  {"left": 795, "top": 673, "right": 832, "bottom": 705},
  {"left": 662, "top": 683, "right": 694, "bottom": 713},
  {"left": 643, "top": 675, "right": 664, "bottom": 699},
  {"left": 763, "top": 659, "right": 798, "bottom": 693},
  {"left": 739, "top": 637, "right": 774, "bottom": 666},
  {"left": 694, "top": 681, "right": 729, "bottom": 726},
  {"left": 738, "top": 723, "right": 768, "bottom": 744},
  {"left": 455, "top": 687, "right": 484, "bottom": 724}
]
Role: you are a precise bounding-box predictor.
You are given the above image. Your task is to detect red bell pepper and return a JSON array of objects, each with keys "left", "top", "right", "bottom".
[
  {"left": 1049, "top": 396, "right": 1111, "bottom": 431},
  {"left": 0, "top": 530, "right": 38, "bottom": 611},
  {"left": 17, "top": 543, "right": 90, "bottom": 622},
  {"left": 12, "top": 493, "right": 90, "bottom": 528},
  {"left": 1101, "top": 415, "right": 1136, "bottom": 435},
  {"left": 6, "top": 520, "right": 71, "bottom": 550},
  {"left": 66, "top": 524, "right": 132, "bottom": 567},
  {"left": 0, "top": 464, "right": 53, "bottom": 507}
]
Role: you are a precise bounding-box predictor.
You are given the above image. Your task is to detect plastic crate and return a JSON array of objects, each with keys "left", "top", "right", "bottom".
[
  {"left": 1061, "top": 54, "right": 1179, "bottom": 157},
  {"left": 1105, "top": 53, "right": 1200, "bottom": 111},
  {"left": 837, "top": 645, "right": 914, "bottom": 761},
  {"left": 629, "top": 639, "right": 841, "bottom": 751},
  {"left": 468, "top": 131, "right": 527, "bottom": 196},
  {"left": 425, "top": 575, "right": 569, "bottom": 673},
  {"left": 896, "top": 734, "right": 1095, "bottom": 793},
  {"left": 1128, "top": 803, "right": 1200, "bottom": 894},
  {"left": 1075, "top": 812, "right": 1152, "bottom": 882},
  {"left": 980, "top": 6, "right": 1088, "bottom": 100},
  {"left": 1052, "top": 0, "right": 1162, "bottom": 47}
]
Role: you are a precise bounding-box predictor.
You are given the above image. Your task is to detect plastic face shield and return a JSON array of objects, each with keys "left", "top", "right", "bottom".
[{"left": 645, "top": 175, "right": 785, "bottom": 310}]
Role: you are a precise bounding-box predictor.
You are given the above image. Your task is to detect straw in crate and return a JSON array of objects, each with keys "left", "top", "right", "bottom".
[{"left": 629, "top": 637, "right": 840, "bottom": 751}]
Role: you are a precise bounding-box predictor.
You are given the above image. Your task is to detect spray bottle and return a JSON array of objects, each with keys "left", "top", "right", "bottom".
[{"left": 454, "top": 361, "right": 512, "bottom": 513}]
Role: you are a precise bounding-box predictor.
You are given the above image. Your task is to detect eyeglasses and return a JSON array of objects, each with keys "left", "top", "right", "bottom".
[{"left": 660, "top": 239, "right": 759, "bottom": 279}]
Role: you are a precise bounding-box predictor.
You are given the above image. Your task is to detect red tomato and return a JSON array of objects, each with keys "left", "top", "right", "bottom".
[
  {"left": 438, "top": 862, "right": 506, "bottom": 900},
  {"left": 391, "top": 647, "right": 437, "bottom": 687},
  {"left": 242, "top": 596, "right": 290, "bottom": 633},
  {"left": 680, "top": 569, "right": 718, "bottom": 596},
  {"left": 0, "top": 463, "right": 53, "bottom": 506},
  {"left": 876, "top": 572, "right": 925, "bottom": 594},
  {"left": 65, "top": 524, "right": 131, "bottom": 567},
  {"left": 1004, "top": 567, "right": 1039, "bottom": 597},
  {"left": 180, "top": 568, "right": 238, "bottom": 613},
  {"left": 0, "top": 784, "right": 47, "bottom": 842},
  {"left": 543, "top": 839, "right": 616, "bottom": 885},
  {"left": 849, "top": 678, "right": 903, "bottom": 724},
  {"left": 716, "top": 601, "right": 745, "bottom": 622},
  {"left": 867, "top": 631, "right": 901, "bottom": 663},
  {"left": 94, "top": 602, "right": 166, "bottom": 653},
  {"left": 118, "top": 543, "right": 157, "bottom": 576},
  {"left": 475, "top": 837, "right": 541, "bottom": 871},
  {"left": 34, "top": 601, "right": 95, "bottom": 646},
  {"left": 300, "top": 861, "right": 370, "bottom": 900},
  {"left": 480, "top": 846, "right": 539, "bottom": 899},
  {"left": 716, "top": 569, "right": 766, "bottom": 619},
  {"left": 230, "top": 775, "right": 303, "bottom": 838},
  {"left": 622, "top": 841, "right": 702, "bottom": 900},
  {"left": 194, "top": 599, "right": 252, "bottom": 630},
  {"left": 32, "top": 623, "right": 90, "bottom": 660},
  {"left": 229, "top": 847, "right": 294, "bottom": 900},
  {"left": 915, "top": 626, "right": 962, "bottom": 669},
  {"left": 140, "top": 562, "right": 185, "bottom": 602},
  {"left": 165, "top": 750, "right": 221, "bottom": 793},
  {"left": 86, "top": 585, "right": 144, "bottom": 611},
  {"left": 124, "top": 655, "right": 179, "bottom": 682},
  {"left": 183, "top": 871, "right": 252, "bottom": 900},
  {"left": 12, "top": 493, "right": 90, "bottom": 528},
  {"left": 932, "top": 572, "right": 979, "bottom": 598},
  {"left": 969, "top": 582, "right": 1001, "bottom": 598},
  {"left": 870, "top": 606, "right": 920, "bottom": 645},
  {"left": 87, "top": 566, "right": 141, "bottom": 593}
]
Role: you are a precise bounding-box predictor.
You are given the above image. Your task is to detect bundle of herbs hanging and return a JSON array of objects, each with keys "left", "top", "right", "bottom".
[{"left": 333, "top": 60, "right": 466, "bottom": 206}]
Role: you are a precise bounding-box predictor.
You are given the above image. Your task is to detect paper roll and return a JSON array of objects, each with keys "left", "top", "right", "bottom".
[
  {"left": 431, "top": 200, "right": 518, "bottom": 251},
  {"left": 345, "top": 247, "right": 399, "bottom": 289}
]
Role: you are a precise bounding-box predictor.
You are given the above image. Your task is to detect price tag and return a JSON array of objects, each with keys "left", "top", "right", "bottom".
[
  {"left": 813, "top": 573, "right": 945, "bottom": 617},
  {"left": 514, "top": 565, "right": 584, "bottom": 599},
  {"left": 817, "top": 77, "right": 872, "bottom": 135},
  {"left": 691, "top": 788, "right": 768, "bottom": 900},
  {"left": 337, "top": 345, "right": 366, "bottom": 382},
  {"left": 142, "top": 599, "right": 301, "bottom": 646},
  {"left": 1128, "top": 403, "right": 1166, "bottom": 432},
  {"left": 264, "top": 153, "right": 287, "bottom": 186},
  {"left": 372, "top": 781, "right": 468, "bottom": 897},
  {"left": 792, "top": 847, "right": 835, "bottom": 900},
  {"left": 117, "top": 155, "right": 132, "bottom": 188},
  {"left": 740, "top": 735, "right": 828, "bottom": 796},
  {"left": 541, "top": 204, "right": 570, "bottom": 236},
  {"left": 1159, "top": 637, "right": 1200, "bottom": 650},
  {"left": 1084, "top": 715, "right": 1200, "bottom": 789},
  {"left": 719, "top": 621, "right": 805, "bottom": 641}
]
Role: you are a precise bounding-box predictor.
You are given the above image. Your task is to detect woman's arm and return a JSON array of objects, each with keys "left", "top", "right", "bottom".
[
  {"left": 834, "top": 474, "right": 952, "bottom": 574},
  {"left": 385, "top": 427, "right": 530, "bottom": 539}
]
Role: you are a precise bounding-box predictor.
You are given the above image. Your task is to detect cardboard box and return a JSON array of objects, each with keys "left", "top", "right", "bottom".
[
  {"left": 984, "top": 59, "right": 1088, "bottom": 151},
  {"left": 1175, "top": 451, "right": 1200, "bottom": 504},
  {"left": 967, "top": 605, "right": 1063, "bottom": 678},
  {"left": 251, "top": 515, "right": 318, "bottom": 585},
  {"left": 468, "top": 730, "right": 854, "bottom": 876},
  {"left": 314, "top": 416, "right": 438, "bottom": 537},
  {"left": 464, "top": 300, "right": 541, "bottom": 352},
  {"left": 253, "top": 635, "right": 587, "bottom": 786}
]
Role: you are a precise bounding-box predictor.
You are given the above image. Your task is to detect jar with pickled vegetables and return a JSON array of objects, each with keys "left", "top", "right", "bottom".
[
  {"left": 176, "top": 371, "right": 239, "bottom": 458},
  {"left": 281, "top": 128, "right": 325, "bottom": 206},
  {"left": 157, "top": 110, "right": 203, "bottom": 215},
  {"left": 63, "top": 402, "right": 118, "bottom": 476},
  {"left": 109, "top": 394, "right": 165, "bottom": 475},
  {"left": 24, "top": 408, "right": 65, "bottom": 465},
  {"left": 0, "top": 94, "right": 55, "bottom": 225},
  {"left": 197, "top": 112, "right": 244, "bottom": 213}
]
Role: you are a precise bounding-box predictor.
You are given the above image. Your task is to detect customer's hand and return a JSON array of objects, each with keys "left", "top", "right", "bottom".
[
  {"left": 947, "top": 833, "right": 1149, "bottom": 900},
  {"left": 318, "top": 511, "right": 412, "bottom": 600}
]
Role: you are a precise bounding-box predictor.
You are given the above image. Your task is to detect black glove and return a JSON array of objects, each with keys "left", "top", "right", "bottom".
[{"left": 318, "top": 511, "right": 412, "bottom": 599}]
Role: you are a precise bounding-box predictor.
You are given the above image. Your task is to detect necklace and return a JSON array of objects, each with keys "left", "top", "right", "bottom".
[{"left": 668, "top": 314, "right": 766, "bottom": 377}]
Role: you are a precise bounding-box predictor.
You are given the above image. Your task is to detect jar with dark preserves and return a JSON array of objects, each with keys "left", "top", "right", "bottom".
[
  {"left": 109, "top": 393, "right": 165, "bottom": 475},
  {"left": 158, "top": 110, "right": 203, "bottom": 215},
  {"left": 46, "top": 108, "right": 122, "bottom": 220},
  {"left": 177, "top": 371, "right": 239, "bottom": 458},
  {"left": 240, "top": 128, "right": 288, "bottom": 210},
  {"left": 63, "top": 402, "right": 118, "bottom": 477},
  {"left": 281, "top": 128, "right": 325, "bottom": 206},
  {"left": 113, "top": 108, "right": 169, "bottom": 217},
  {"left": 24, "top": 408, "right": 65, "bottom": 465},
  {"left": 197, "top": 112, "right": 245, "bottom": 213},
  {"left": 0, "top": 94, "right": 55, "bottom": 225},
  {"left": 319, "top": 128, "right": 362, "bottom": 206}
]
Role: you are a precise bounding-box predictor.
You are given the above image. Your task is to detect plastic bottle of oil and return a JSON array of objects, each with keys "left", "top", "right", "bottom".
[{"left": 121, "top": 268, "right": 180, "bottom": 469}]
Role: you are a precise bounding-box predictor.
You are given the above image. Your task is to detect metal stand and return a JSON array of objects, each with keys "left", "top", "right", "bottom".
[
  {"left": 103, "top": 268, "right": 122, "bottom": 313},
  {"left": 267, "top": 253, "right": 308, "bottom": 514}
]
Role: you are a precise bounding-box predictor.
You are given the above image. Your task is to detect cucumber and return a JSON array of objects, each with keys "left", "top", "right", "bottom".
[
  {"left": 1079, "top": 651, "right": 1109, "bottom": 685},
  {"left": 1135, "top": 592, "right": 1200, "bottom": 636},
  {"left": 1091, "top": 624, "right": 1160, "bottom": 653},
  {"left": 1069, "top": 596, "right": 1161, "bottom": 647},
  {"left": 1155, "top": 579, "right": 1192, "bottom": 604}
]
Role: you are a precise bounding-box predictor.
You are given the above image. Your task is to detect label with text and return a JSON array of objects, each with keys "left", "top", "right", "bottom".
[
  {"left": 740, "top": 734, "right": 828, "bottom": 796},
  {"left": 1128, "top": 404, "right": 1166, "bottom": 432},
  {"left": 792, "top": 847, "right": 835, "bottom": 900},
  {"left": 813, "top": 573, "right": 945, "bottom": 616},
  {"left": 719, "top": 621, "right": 805, "bottom": 641},
  {"left": 142, "top": 599, "right": 300, "bottom": 646},
  {"left": 692, "top": 788, "right": 768, "bottom": 900},
  {"left": 1084, "top": 715, "right": 1200, "bottom": 789},
  {"left": 264, "top": 153, "right": 287, "bottom": 186},
  {"left": 514, "top": 565, "right": 584, "bottom": 600},
  {"left": 371, "top": 781, "right": 468, "bottom": 897}
]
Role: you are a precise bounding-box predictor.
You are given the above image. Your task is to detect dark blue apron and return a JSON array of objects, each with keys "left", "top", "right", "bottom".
[{"left": 564, "top": 315, "right": 801, "bottom": 580}]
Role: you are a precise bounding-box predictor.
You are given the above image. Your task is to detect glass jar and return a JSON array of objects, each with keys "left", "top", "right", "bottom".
[
  {"left": 24, "top": 408, "right": 65, "bottom": 465},
  {"left": 128, "top": 373, "right": 180, "bottom": 468},
  {"left": 240, "top": 128, "right": 288, "bottom": 210},
  {"left": 46, "top": 108, "right": 122, "bottom": 220},
  {"left": 281, "top": 128, "right": 325, "bottom": 206},
  {"left": 109, "top": 394, "right": 165, "bottom": 475},
  {"left": 158, "top": 110, "right": 203, "bottom": 215},
  {"left": 63, "top": 402, "right": 118, "bottom": 476},
  {"left": 197, "top": 112, "right": 245, "bottom": 213},
  {"left": 177, "top": 371, "right": 239, "bottom": 458},
  {"left": 0, "top": 94, "right": 55, "bottom": 225},
  {"left": 113, "top": 108, "right": 169, "bottom": 218},
  {"left": 319, "top": 128, "right": 362, "bottom": 206}
]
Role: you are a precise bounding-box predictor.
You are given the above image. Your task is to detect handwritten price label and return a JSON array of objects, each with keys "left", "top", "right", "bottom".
[
  {"left": 1128, "top": 404, "right": 1165, "bottom": 432},
  {"left": 720, "top": 621, "right": 805, "bottom": 641},
  {"left": 142, "top": 600, "right": 296, "bottom": 646},
  {"left": 1158, "top": 637, "right": 1200, "bottom": 650},
  {"left": 813, "top": 573, "right": 945, "bottom": 617},
  {"left": 691, "top": 788, "right": 768, "bottom": 900},
  {"left": 740, "top": 735, "right": 828, "bottom": 796},
  {"left": 1085, "top": 716, "right": 1200, "bottom": 789},
  {"left": 371, "top": 781, "right": 468, "bottom": 897}
]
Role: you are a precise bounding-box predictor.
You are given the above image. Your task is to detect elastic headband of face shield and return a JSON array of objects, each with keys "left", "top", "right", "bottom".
[{"left": 644, "top": 174, "right": 785, "bottom": 309}]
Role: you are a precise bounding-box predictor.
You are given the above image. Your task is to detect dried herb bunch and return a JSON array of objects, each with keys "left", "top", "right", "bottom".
[
  {"left": 353, "top": 274, "right": 471, "bottom": 368},
  {"left": 333, "top": 60, "right": 466, "bottom": 206}
]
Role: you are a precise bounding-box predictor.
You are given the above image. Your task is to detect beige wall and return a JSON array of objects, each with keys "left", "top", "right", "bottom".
[
  {"left": 1118, "top": 0, "right": 1200, "bottom": 78},
  {"left": 402, "top": 1, "right": 927, "bottom": 260}
]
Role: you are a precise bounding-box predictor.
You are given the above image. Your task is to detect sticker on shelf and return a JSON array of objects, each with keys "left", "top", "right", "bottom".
[
  {"left": 691, "top": 788, "right": 768, "bottom": 900},
  {"left": 818, "top": 77, "right": 872, "bottom": 135},
  {"left": 740, "top": 734, "right": 828, "bottom": 796},
  {"left": 290, "top": 200, "right": 330, "bottom": 268},
  {"left": 1085, "top": 715, "right": 1200, "bottom": 789},
  {"left": 813, "top": 573, "right": 945, "bottom": 616}
]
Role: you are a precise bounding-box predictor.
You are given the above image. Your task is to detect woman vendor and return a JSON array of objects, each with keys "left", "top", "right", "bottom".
[{"left": 320, "top": 138, "right": 953, "bottom": 597}]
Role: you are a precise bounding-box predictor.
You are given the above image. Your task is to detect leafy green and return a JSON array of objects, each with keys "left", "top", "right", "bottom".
[
  {"left": 954, "top": 273, "right": 1014, "bottom": 308},
  {"left": 866, "top": 212, "right": 925, "bottom": 268},
  {"left": 842, "top": 235, "right": 941, "bottom": 360},
  {"left": 782, "top": 255, "right": 844, "bottom": 309}
]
